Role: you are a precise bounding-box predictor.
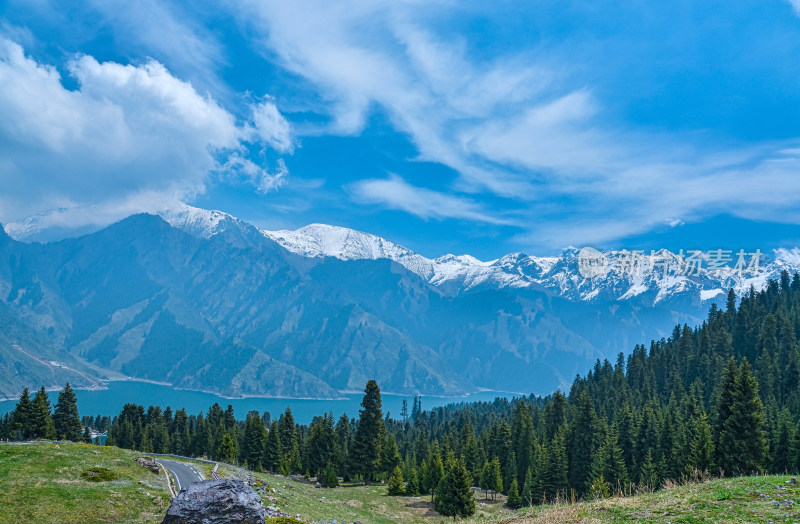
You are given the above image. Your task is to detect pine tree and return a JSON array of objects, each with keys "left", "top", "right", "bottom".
[
  {"left": 687, "top": 413, "right": 715, "bottom": 474},
  {"left": 591, "top": 427, "right": 629, "bottom": 495},
  {"left": 243, "top": 412, "right": 267, "bottom": 471},
  {"left": 504, "top": 450, "right": 518, "bottom": 495},
  {"left": 717, "top": 360, "right": 767, "bottom": 475},
  {"left": 406, "top": 466, "right": 421, "bottom": 496},
  {"left": 588, "top": 475, "right": 611, "bottom": 500},
  {"left": 569, "top": 390, "right": 599, "bottom": 495},
  {"left": 306, "top": 413, "right": 337, "bottom": 476},
  {"left": 546, "top": 429, "right": 569, "bottom": 500},
  {"left": 380, "top": 432, "right": 401, "bottom": 478},
  {"left": 217, "top": 432, "right": 238, "bottom": 464},
  {"left": 387, "top": 465, "right": 406, "bottom": 495},
  {"left": 521, "top": 466, "right": 535, "bottom": 506},
  {"left": 479, "top": 461, "right": 493, "bottom": 500},
  {"left": 506, "top": 478, "right": 522, "bottom": 509},
  {"left": 511, "top": 400, "right": 535, "bottom": 487},
  {"left": 435, "top": 457, "right": 476, "bottom": 518},
  {"left": 30, "top": 386, "right": 55, "bottom": 440},
  {"left": 490, "top": 457, "right": 504, "bottom": 501},
  {"left": 322, "top": 462, "right": 339, "bottom": 488},
  {"left": 423, "top": 444, "right": 445, "bottom": 502},
  {"left": 350, "top": 380, "right": 384, "bottom": 484},
  {"left": 771, "top": 409, "right": 794, "bottom": 473},
  {"left": 261, "top": 420, "right": 283, "bottom": 473},
  {"left": 639, "top": 449, "right": 659, "bottom": 490},
  {"left": 53, "top": 383, "right": 82, "bottom": 441},
  {"left": 13, "top": 387, "right": 33, "bottom": 440}
]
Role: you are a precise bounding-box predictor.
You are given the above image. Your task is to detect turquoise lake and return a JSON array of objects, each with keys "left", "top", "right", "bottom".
[{"left": 0, "top": 381, "right": 519, "bottom": 424}]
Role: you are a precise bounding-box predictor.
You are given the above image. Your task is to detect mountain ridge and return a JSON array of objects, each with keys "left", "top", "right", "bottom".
[{"left": 1, "top": 205, "right": 795, "bottom": 400}]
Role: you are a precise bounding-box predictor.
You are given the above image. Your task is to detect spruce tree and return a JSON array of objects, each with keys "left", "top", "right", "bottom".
[
  {"left": 490, "top": 457, "right": 504, "bottom": 501},
  {"left": 406, "top": 466, "right": 421, "bottom": 496},
  {"left": 217, "top": 432, "right": 238, "bottom": 464},
  {"left": 243, "top": 413, "right": 267, "bottom": 471},
  {"left": 322, "top": 462, "right": 340, "bottom": 488},
  {"left": 435, "top": 457, "right": 476, "bottom": 518},
  {"left": 591, "top": 428, "right": 629, "bottom": 495},
  {"left": 771, "top": 409, "right": 794, "bottom": 473},
  {"left": 380, "top": 432, "right": 402, "bottom": 478},
  {"left": 547, "top": 429, "right": 569, "bottom": 500},
  {"left": 506, "top": 478, "right": 522, "bottom": 509},
  {"left": 504, "top": 450, "right": 518, "bottom": 495},
  {"left": 53, "top": 383, "right": 82, "bottom": 441},
  {"left": 13, "top": 387, "right": 33, "bottom": 440},
  {"left": 717, "top": 360, "right": 767, "bottom": 475},
  {"left": 351, "top": 380, "right": 384, "bottom": 484},
  {"left": 31, "top": 386, "right": 55, "bottom": 440},
  {"left": 521, "top": 466, "right": 535, "bottom": 506},
  {"left": 639, "top": 450, "right": 659, "bottom": 490},
  {"left": 387, "top": 465, "right": 406, "bottom": 495},
  {"left": 423, "top": 443, "right": 445, "bottom": 502},
  {"left": 479, "top": 461, "right": 492, "bottom": 500},
  {"left": 569, "top": 390, "right": 598, "bottom": 495},
  {"left": 687, "top": 413, "right": 715, "bottom": 474}
]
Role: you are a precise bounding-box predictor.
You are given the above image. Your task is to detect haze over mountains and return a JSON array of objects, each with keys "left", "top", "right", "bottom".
[{"left": 1, "top": 205, "right": 798, "bottom": 400}]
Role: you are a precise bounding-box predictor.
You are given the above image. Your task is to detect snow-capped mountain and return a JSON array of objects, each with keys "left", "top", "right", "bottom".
[
  {"left": 3, "top": 204, "right": 799, "bottom": 399},
  {"left": 6, "top": 203, "right": 800, "bottom": 307},
  {"left": 257, "top": 216, "right": 797, "bottom": 306}
]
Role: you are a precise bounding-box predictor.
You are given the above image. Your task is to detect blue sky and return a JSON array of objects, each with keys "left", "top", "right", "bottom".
[{"left": 2, "top": 1, "right": 800, "bottom": 259}]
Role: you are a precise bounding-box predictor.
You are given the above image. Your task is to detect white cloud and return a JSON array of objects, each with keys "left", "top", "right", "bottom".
[
  {"left": 0, "top": 38, "right": 292, "bottom": 226},
  {"left": 234, "top": 1, "right": 800, "bottom": 249},
  {"left": 788, "top": 0, "right": 800, "bottom": 15},
  {"left": 249, "top": 99, "right": 294, "bottom": 153},
  {"left": 350, "top": 175, "right": 514, "bottom": 225}
]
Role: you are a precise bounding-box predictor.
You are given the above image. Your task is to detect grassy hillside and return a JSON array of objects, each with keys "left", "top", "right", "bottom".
[
  {"left": 209, "top": 461, "right": 511, "bottom": 523},
  {"left": 219, "top": 459, "right": 800, "bottom": 523},
  {"left": 499, "top": 475, "right": 800, "bottom": 523},
  {"left": 5, "top": 443, "right": 800, "bottom": 523},
  {"left": 0, "top": 443, "right": 169, "bottom": 523}
]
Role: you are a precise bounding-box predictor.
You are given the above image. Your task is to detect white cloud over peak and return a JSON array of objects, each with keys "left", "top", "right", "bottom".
[{"left": 0, "top": 38, "right": 292, "bottom": 226}]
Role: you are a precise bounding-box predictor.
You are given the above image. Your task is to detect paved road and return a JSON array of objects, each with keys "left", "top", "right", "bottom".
[{"left": 156, "top": 459, "right": 204, "bottom": 492}]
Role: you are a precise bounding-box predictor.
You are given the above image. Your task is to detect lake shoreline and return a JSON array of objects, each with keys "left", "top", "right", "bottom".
[{"left": 0, "top": 382, "right": 517, "bottom": 424}]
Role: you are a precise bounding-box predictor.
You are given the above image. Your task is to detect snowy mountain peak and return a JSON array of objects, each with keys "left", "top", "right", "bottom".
[
  {"left": 263, "top": 223, "right": 414, "bottom": 260},
  {"left": 6, "top": 204, "right": 800, "bottom": 305},
  {"left": 158, "top": 203, "right": 238, "bottom": 239}
]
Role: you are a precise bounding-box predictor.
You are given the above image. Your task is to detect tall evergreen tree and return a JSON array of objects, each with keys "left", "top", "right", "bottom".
[
  {"left": 435, "top": 457, "right": 476, "bottom": 518},
  {"left": 263, "top": 420, "right": 283, "bottom": 473},
  {"left": 30, "top": 386, "right": 55, "bottom": 440},
  {"left": 506, "top": 479, "right": 522, "bottom": 509},
  {"left": 717, "top": 360, "right": 767, "bottom": 475},
  {"left": 242, "top": 412, "right": 267, "bottom": 471},
  {"left": 350, "top": 379, "right": 384, "bottom": 484},
  {"left": 687, "top": 413, "right": 715, "bottom": 474},
  {"left": 387, "top": 466, "right": 406, "bottom": 495},
  {"left": 569, "top": 390, "right": 598, "bottom": 495},
  {"left": 53, "top": 383, "right": 82, "bottom": 441},
  {"left": 12, "top": 387, "right": 33, "bottom": 439}
]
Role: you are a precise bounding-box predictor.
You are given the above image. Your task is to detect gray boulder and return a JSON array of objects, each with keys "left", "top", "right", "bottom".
[{"left": 162, "top": 479, "right": 265, "bottom": 523}]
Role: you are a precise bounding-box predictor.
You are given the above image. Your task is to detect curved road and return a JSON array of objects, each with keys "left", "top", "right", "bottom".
[{"left": 156, "top": 459, "right": 204, "bottom": 492}]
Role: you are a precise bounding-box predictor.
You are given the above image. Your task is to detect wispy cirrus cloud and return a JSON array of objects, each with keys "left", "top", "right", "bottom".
[
  {"left": 350, "top": 174, "right": 515, "bottom": 226},
  {"left": 234, "top": 1, "right": 800, "bottom": 250}
]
